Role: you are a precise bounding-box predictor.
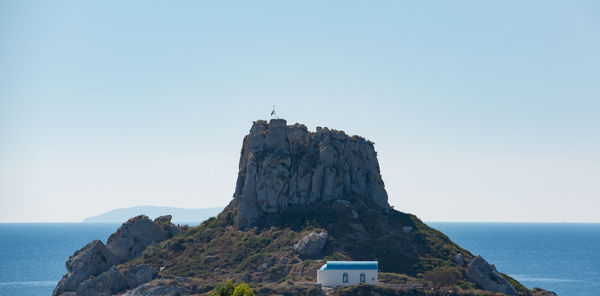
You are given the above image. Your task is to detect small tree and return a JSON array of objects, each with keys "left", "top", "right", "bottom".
[
  {"left": 208, "top": 280, "right": 255, "bottom": 296},
  {"left": 423, "top": 266, "right": 462, "bottom": 290},
  {"left": 208, "top": 280, "right": 235, "bottom": 296},
  {"left": 232, "top": 283, "right": 255, "bottom": 296}
]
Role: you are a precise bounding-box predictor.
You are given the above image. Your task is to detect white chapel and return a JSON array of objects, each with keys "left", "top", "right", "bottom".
[{"left": 317, "top": 261, "right": 378, "bottom": 286}]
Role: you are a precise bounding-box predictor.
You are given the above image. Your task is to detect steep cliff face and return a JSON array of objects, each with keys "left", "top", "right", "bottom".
[{"left": 229, "top": 119, "right": 389, "bottom": 227}]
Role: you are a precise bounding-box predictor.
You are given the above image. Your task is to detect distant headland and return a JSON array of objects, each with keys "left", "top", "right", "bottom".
[{"left": 82, "top": 206, "right": 223, "bottom": 225}]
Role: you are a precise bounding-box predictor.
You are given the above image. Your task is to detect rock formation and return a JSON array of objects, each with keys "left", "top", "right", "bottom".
[
  {"left": 75, "top": 266, "right": 128, "bottom": 296},
  {"left": 466, "top": 256, "right": 518, "bottom": 296},
  {"left": 229, "top": 119, "right": 389, "bottom": 227},
  {"left": 53, "top": 215, "right": 180, "bottom": 296},
  {"left": 126, "top": 264, "right": 157, "bottom": 289},
  {"left": 154, "top": 215, "right": 182, "bottom": 237},
  {"left": 293, "top": 231, "right": 328, "bottom": 257},
  {"left": 452, "top": 252, "right": 465, "bottom": 266},
  {"left": 52, "top": 240, "right": 119, "bottom": 296},
  {"left": 106, "top": 215, "right": 169, "bottom": 262}
]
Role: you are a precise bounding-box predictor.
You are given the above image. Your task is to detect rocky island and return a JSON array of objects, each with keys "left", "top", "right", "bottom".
[{"left": 53, "top": 119, "right": 556, "bottom": 296}]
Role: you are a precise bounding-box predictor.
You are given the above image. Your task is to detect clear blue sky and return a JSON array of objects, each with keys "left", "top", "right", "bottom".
[{"left": 1, "top": 1, "right": 599, "bottom": 222}]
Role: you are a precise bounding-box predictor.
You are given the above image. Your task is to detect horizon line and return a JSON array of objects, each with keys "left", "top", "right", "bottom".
[{"left": 1, "top": 220, "right": 599, "bottom": 224}]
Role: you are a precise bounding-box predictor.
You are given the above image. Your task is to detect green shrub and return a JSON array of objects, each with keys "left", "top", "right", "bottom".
[
  {"left": 207, "top": 280, "right": 235, "bottom": 296},
  {"left": 204, "top": 216, "right": 225, "bottom": 229},
  {"left": 208, "top": 280, "right": 254, "bottom": 296},
  {"left": 423, "top": 266, "right": 461, "bottom": 290},
  {"left": 232, "top": 283, "right": 255, "bottom": 296}
]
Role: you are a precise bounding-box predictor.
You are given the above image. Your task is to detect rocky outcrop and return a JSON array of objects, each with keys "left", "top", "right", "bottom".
[
  {"left": 154, "top": 215, "right": 182, "bottom": 237},
  {"left": 229, "top": 119, "right": 389, "bottom": 227},
  {"left": 452, "top": 252, "right": 465, "bottom": 266},
  {"left": 54, "top": 215, "right": 181, "bottom": 296},
  {"left": 53, "top": 240, "right": 119, "bottom": 296},
  {"left": 127, "top": 264, "right": 157, "bottom": 289},
  {"left": 293, "top": 231, "right": 328, "bottom": 257},
  {"left": 466, "top": 256, "right": 518, "bottom": 296},
  {"left": 106, "top": 215, "right": 169, "bottom": 262},
  {"left": 76, "top": 266, "right": 128, "bottom": 296}
]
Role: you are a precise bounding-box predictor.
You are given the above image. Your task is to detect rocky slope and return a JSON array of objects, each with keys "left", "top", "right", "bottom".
[{"left": 52, "top": 119, "right": 556, "bottom": 296}]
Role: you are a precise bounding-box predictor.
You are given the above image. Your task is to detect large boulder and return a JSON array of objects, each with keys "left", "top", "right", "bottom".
[
  {"left": 466, "top": 256, "right": 518, "bottom": 296},
  {"left": 452, "top": 252, "right": 465, "bottom": 265},
  {"left": 229, "top": 119, "right": 389, "bottom": 227},
  {"left": 154, "top": 215, "right": 182, "bottom": 237},
  {"left": 106, "top": 215, "right": 168, "bottom": 262},
  {"left": 127, "top": 264, "right": 157, "bottom": 288},
  {"left": 76, "top": 266, "right": 128, "bottom": 296},
  {"left": 52, "top": 240, "right": 119, "bottom": 296},
  {"left": 293, "top": 231, "right": 328, "bottom": 257}
]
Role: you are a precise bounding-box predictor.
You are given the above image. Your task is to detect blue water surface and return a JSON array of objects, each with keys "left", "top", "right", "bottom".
[
  {"left": 0, "top": 223, "right": 117, "bottom": 296},
  {"left": 428, "top": 222, "right": 600, "bottom": 296},
  {"left": 0, "top": 223, "right": 598, "bottom": 296}
]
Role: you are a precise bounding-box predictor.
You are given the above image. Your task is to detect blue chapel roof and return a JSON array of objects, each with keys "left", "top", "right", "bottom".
[{"left": 319, "top": 261, "right": 378, "bottom": 271}]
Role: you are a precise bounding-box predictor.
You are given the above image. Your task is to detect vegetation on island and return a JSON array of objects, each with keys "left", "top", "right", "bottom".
[
  {"left": 115, "top": 197, "right": 548, "bottom": 296},
  {"left": 208, "top": 280, "right": 255, "bottom": 296}
]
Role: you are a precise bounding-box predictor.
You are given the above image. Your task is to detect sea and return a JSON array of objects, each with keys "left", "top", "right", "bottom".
[
  {"left": 0, "top": 223, "right": 598, "bottom": 296},
  {"left": 429, "top": 223, "right": 600, "bottom": 296}
]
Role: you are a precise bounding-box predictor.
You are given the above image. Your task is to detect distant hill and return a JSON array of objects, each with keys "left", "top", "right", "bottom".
[{"left": 82, "top": 206, "right": 223, "bottom": 225}]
